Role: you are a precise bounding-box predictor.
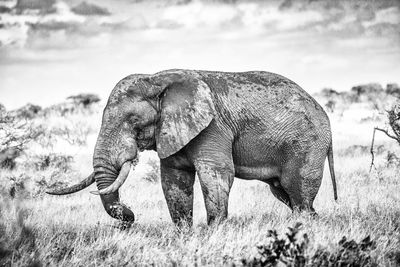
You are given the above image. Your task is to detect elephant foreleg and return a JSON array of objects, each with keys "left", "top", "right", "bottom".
[
  {"left": 195, "top": 161, "right": 234, "bottom": 225},
  {"left": 185, "top": 121, "right": 235, "bottom": 225},
  {"left": 160, "top": 162, "right": 195, "bottom": 226}
]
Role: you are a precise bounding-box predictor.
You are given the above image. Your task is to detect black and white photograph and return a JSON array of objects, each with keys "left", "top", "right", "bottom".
[{"left": 0, "top": 0, "right": 399, "bottom": 266}]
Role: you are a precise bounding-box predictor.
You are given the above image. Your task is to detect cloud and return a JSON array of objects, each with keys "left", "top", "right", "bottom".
[
  {"left": 1, "top": 0, "right": 399, "bottom": 110},
  {"left": 71, "top": 2, "right": 111, "bottom": 16},
  {"left": 273, "top": 1, "right": 400, "bottom": 42},
  {"left": 15, "top": 0, "right": 56, "bottom": 14},
  {"left": 0, "top": 0, "right": 399, "bottom": 51},
  {"left": 0, "top": 0, "right": 116, "bottom": 49},
  {"left": 0, "top": 6, "right": 12, "bottom": 13}
]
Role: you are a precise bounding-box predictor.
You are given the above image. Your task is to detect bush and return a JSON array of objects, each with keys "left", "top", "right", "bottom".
[
  {"left": 351, "top": 83, "right": 383, "bottom": 96},
  {"left": 242, "top": 222, "right": 308, "bottom": 266},
  {"left": 320, "top": 88, "right": 340, "bottom": 98},
  {"left": 338, "top": 144, "right": 385, "bottom": 157},
  {"left": 386, "top": 151, "right": 400, "bottom": 167},
  {"left": 43, "top": 102, "right": 80, "bottom": 117},
  {"left": 5, "top": 174, "right": 28, "bottom": 199},
  {"left": 0, "top": 147, "right": 21, "bottom": 169},
  {"left": 0, "top": 103, "right": 5, "bottom": 113},
  {"left": 311, "top": 236, "right": 377, "bottom": 266},
  {"left": 9, "top": 103, "right": 42, "bottom": 120},
  {"left": 388, "top": 102, "right": 400, "bottom": 141},
  {"left": 325, "top": 100, "right": 336, "bottom": 113},
  {"left": 386, "top": 83, "right": 400, "bottom": 97},
  {"left": 0, "top": 111, "right": 43, "bottom": 169},
  {"left": 29, "top": 153, "right": 73, "bottom": 171},
  {"left": 49, "top": 123, "right": 91, "bottom": 146},
  {"left": 0, "top": 195, "right": 40, "bottom": 266},
  {"left": 242, "top": 224, "right": 378, "bottom": 267},
  {"left": 67, "top": 94, "right": 101, "bottom": 107}
]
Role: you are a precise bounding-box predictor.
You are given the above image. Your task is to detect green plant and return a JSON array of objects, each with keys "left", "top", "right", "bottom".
[
  {"left": 242, "top": 224, "right": 378, "bottom": 267},
  {"left": 311, "top": 236, "right": 377, "bottom": 266},
  {"left": 242, "top": 222, "right": 308, "bottom": 267},
  {"left": 0, "top": 196, "right": 41, "bottom": 266},
  {"left": 67, "top": 94, "right": 101, "bottom": 107},
  {"left": 30, "top": 153, "right": 73, "bottom": 171},
  {"left": 0, "top": 113, "right": 43, "bottom": 169}
]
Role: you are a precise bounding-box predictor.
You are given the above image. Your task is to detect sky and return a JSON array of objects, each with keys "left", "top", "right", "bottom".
[{"left": 0, "top": 0, "right": 399, "bottom": 109}]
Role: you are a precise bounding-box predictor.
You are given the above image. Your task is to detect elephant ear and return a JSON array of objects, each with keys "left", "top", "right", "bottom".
[{"left": 148, "top": 71, "right": 216, "bottom": 159}]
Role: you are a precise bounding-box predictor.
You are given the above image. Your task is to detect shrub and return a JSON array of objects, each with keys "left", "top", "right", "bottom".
[
  {"left": 0, "top": 6, "right": 11, "bottom": 13},
  {"left": 0, "top": 147, "right": 21, "bottom": 169},
  {"left": 351, "top": 83, "right": 383, "bottom": 96},
  {"left": 388, "top": 102, "right": 400, "bottom": 141},
  {"left": 242, "top": 224, "right": 378, "bottom": 267},
  {"left": 311, "top": 236, "right": 377, "bottom": 266},
  {"left": 67, "top": 94, "right": 101, "bottom": 107},
  {"left": 33, "top": 120, "right": 92, "bottom": 147},
  {"left": 386, "top": 151, "right": 400, "bottom": 167},
  {"left": 242, "top": 222, "right": 308, "bottom": 266},
  {"left": 338, "top": 144, "right": 384, "bottom": 157},
  {"left": 9, "top": 103, "right": 42, "bottom": 120},
  {"left": 0, "top": 111, "right": 43, "bottom": 169},
  {"left": 49, "top": 123, "right": 91, "bottom": 146},
  {"left": 325, "top": 100, "right": 336, "bottom": 113},
  {"left": 386, "top": 83, "right": 400, "bottom": 97},
  {"left": 320, "top": 88, "right": 340, "bottom": 98},
  {"left": 43, "top": 102, "right": 79, "bottom": 117},
  {"left": 5, "top": 174, "right": 27, "bottom": 199},
  {"left": 0, "top": 103, "right": 5, "bottom": 113},
  {"left": 0, "top": 195, "right": 40, "bottom": 266},
  {"left": 30, "top": 153, "right": 73, "bottom": 171}
]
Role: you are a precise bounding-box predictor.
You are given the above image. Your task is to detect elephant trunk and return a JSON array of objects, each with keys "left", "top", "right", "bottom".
[
  {"left": 98, "top": 189, "right": 135, "bottom": 222},
  {"left": 92, "top": 138, "right": 138, "bottom": 223}
]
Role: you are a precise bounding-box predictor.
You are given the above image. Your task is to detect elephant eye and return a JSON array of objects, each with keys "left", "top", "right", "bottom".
[
  {"left": 137, "top": 130, "right": 144, "bottom": 140},
  {"left": 129, "top": 115, "right": 139, "bottom": 124}
]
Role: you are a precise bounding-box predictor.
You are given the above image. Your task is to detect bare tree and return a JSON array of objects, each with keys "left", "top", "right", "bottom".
[{"left": 370, "top": 102, "right": 400, "bottom": 171}]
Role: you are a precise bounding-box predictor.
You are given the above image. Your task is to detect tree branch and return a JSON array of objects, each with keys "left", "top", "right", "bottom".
[
  {"left": 369, "top": 128, "right": 377, "bottom": 172},
  {"left": 370, "top": 127, "right": 399, "bottom": 172},
  {"left": 374, "top": 127, "right": 398, "bottom": 141}
]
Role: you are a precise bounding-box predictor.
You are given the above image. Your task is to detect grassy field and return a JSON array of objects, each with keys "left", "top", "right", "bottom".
[{"left": 1, "top": 93, "right": 400, "bottom": 266}]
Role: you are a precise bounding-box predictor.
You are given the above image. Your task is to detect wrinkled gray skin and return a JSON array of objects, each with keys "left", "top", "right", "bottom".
[{"left": 48, "top": 69, "right": 337, "bottom": 225}]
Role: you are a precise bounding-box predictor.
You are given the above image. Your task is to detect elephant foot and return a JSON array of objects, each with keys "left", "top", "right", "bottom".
[{"left": 113, "top": 219, "right": 134, "bottom": 230}]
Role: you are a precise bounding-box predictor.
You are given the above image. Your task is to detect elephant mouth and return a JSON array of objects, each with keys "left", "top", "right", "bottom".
[{"left": 137, "top": 139, "right": 155, "bottom": 151}]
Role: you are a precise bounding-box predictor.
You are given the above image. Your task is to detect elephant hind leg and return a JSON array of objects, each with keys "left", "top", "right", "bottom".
[
  {"left": 268, "top": 183, "right": 292, "bottom": 209},
  {"left": 280, "top": 151, "right": 325, "bottom": 213}
]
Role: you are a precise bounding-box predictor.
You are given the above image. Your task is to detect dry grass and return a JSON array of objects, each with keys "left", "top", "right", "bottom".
[{"left": 1, "top": 100, "right": 400, "bottom": 266}]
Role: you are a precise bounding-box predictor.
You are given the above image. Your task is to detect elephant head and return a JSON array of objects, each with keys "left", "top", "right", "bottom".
[{"left": 47, "top": 70, "right": 215, "bottom": 222}]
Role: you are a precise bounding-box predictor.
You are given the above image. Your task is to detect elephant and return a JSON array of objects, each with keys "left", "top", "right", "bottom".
[{"left": 47, "top": 69, "right": 337, "bottom": 225}]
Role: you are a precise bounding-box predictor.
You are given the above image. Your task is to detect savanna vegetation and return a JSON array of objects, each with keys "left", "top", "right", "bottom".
[{"left": 1, "top": 86, "right": 400, "bottom": 266}]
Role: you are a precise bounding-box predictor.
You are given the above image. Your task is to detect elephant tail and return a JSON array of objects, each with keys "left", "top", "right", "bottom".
[{"left": 328, "top": 142, "right": 338, "bottom": 201}]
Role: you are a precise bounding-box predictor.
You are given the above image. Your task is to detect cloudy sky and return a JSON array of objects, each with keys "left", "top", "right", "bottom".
[{"left": 0, "top": 0, "right": 399, "bottom": 109}]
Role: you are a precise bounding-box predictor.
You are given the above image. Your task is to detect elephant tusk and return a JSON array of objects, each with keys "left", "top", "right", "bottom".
[
  {"left": 95, "top": 161, "right": 132, "bottom": 195},
  {"left": 46, "top": 172, "right": 95, "bottom": 195}
]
